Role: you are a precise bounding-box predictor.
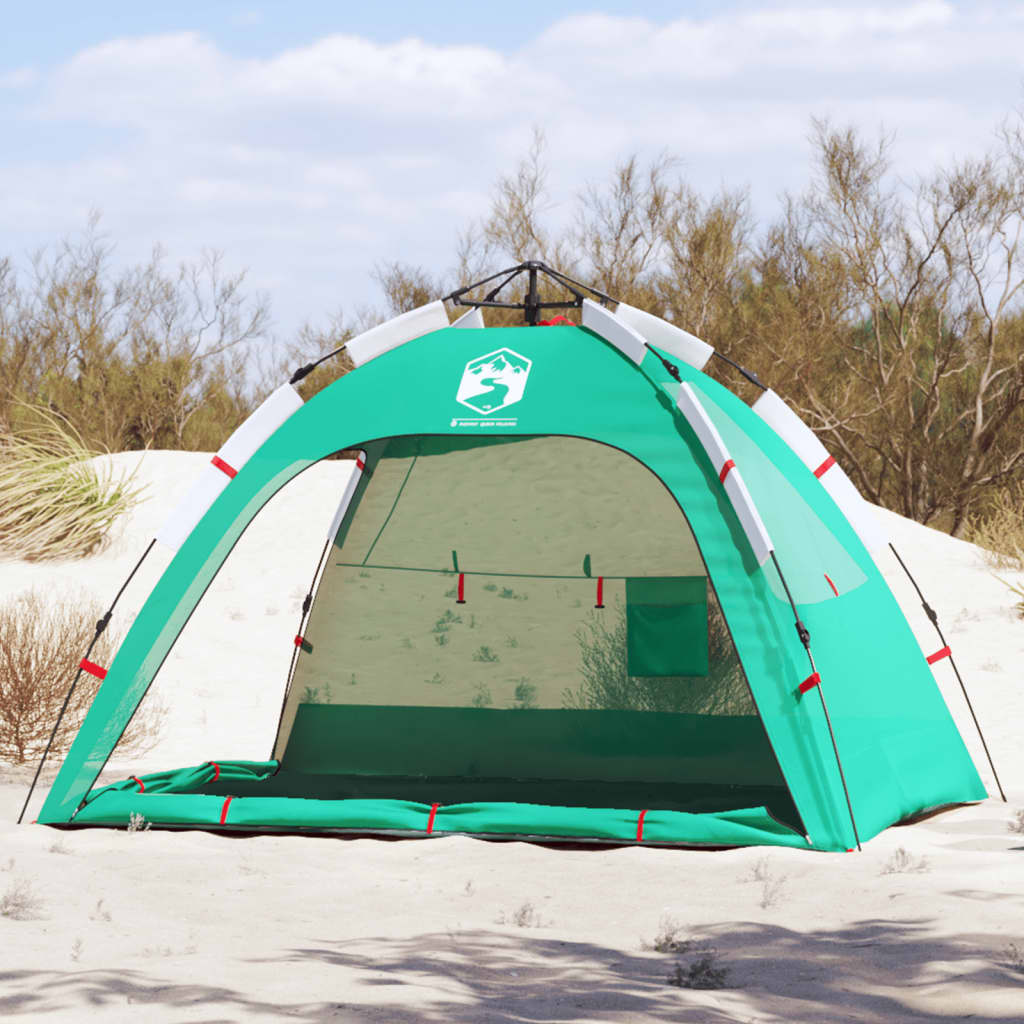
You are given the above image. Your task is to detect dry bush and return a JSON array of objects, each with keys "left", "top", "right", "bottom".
[
  {"left": 0, "top": 878, "right": 44, "bottom": 920},
  {"left": 564, "top": 596, "right": 749, "bottom": 714},
  {"left": 455, "top": 121, "right": 1024, "bottom": 533},
  {"left": 644, "top": 915, "right": 691, "bottom": 954},
  {"left": 667, "top": 947, "right": 729, "bottom": 989},
  {"left": 0, "top": 217, "right": 270, "bottom": 452},
  {"left": 0, "top": 406, "right": 139, "bottom": 561},
  {"left": 0, "top": 590, "right": 160, "bottom": 764},
  {"left": 496, "top": 901, "right": 543, "bottom": 928},
  {"left": 881, "top": 847, "right": 930, "bottom": 875},
  {"left": 967, "top": 487, "right": 1024, "bottom": 572}
]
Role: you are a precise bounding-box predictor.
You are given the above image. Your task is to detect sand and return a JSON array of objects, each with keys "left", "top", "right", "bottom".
[{"left": 1, "top": 450, "right": 1023, "bottom": 1022}]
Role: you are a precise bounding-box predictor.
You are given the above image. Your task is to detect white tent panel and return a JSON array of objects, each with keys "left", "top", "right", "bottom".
[
  {"left": 346, "top": 300, "right": 450, "bottom": 367},
  {"left": 325, "top": 455, "right": 365, "bottom": 542},
  {"left": 723, "top": 470, "right": 774, "bottom": 566},
  {"left": 581, "top": 299, "right": 648, "bottom": 364},
  {"left": 677, "top": 383, "right": 774, "bottom": 565},
  {"left": 157, "top": 384, "right": 304, "bottom": 551},
  {"left": 451, "top": 307, "right": 485, "bottom": 329},
  {"left": 752, "top": 388, "right": 887, "bottom": 553},
  {"left": 615, "top": 302, "right": 714, "bottom": 370}
]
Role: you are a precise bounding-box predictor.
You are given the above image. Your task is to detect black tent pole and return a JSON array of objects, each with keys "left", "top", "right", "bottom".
[
  {"left": 888, "top": 543, "right": 1006, "bottom": 802},
  {"left": 270, "top": 534, "right": 333, "bottom": 748},
  {"left": 770, "top": 551, "right": 862, "bottom": 851},
  {"left": 524, "top": 264, "right": 540, "bottom": 325},
  {"left": 17, "top": 539, "right": 156, "bottom": 825}
]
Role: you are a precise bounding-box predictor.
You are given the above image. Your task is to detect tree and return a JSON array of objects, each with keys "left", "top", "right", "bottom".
[{"left": 741, "top": 120, "right": 1024, "bottom": 532}]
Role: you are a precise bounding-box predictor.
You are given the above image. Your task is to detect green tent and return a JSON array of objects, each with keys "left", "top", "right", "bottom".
[{"left": 32, "top": 265, "right": 992, "bottom": 851}]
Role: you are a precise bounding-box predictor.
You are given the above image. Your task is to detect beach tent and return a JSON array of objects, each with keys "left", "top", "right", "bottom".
[{"left": 29, "top": 263, "right": 996, "bottom": 851}]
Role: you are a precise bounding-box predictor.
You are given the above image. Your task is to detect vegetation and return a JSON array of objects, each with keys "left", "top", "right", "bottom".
[
  {"left": 564, "top": 597, "right": 750, "bottom": 714},
  {"left": 644, "top": 914, "right": 691, "bottom": 954},
  {"left": 667, "top": 948, "right": 729, "bottom": 990},
  {"left": 0, "top": 877, "right": 43, "bottom": 921},
  {"left": 968, "top": 482, "right": 1024, "bottom": 573},
  {"left": 0, "top": 590, "right": 160, "bottom": 764},
  {"left": 3, "top": 116, "right": 1024, "bottom": 544},
  {"left": 0, "top": 405, "right": 139, "bottom": 560},
  {"left": 880, "top": 847, "right": 930, "bottom": 875},
  {"left": 382, "top": 120, "right": 1024, "bottom": 539}
]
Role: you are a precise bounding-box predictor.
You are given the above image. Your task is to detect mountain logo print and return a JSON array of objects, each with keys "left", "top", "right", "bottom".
[{"left": 455, "top": 348, "right": 532, "bottom": 415}]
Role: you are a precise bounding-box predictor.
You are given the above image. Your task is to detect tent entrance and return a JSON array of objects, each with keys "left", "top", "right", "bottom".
[{"left": 270, "top": 434, "right": 801, "bottom": 830}]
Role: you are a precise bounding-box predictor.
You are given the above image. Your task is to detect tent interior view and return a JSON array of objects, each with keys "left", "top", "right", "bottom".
[{"left": 272, "top": 435, "right": 800, "bottom": 830}]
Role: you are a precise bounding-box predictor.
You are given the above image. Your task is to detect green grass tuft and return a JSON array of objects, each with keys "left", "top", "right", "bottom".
[{"left": 0, "top": 406, "right": 140, "bottom": 560}]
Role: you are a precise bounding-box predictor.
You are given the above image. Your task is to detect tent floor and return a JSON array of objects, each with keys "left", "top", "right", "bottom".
[{"left": 67, "top": 760, "right": 811, "bottom": 849}]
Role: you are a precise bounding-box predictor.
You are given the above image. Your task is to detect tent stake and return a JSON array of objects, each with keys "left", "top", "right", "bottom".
[
  {"left": 888, "top": 543, "right": 1006, "bottom": 802},
  {"left": 770, "top": 551, "right": 862, "bottom": 851},
  {"left": 17, "top": 540, "right": 155, "bottom": 825}
]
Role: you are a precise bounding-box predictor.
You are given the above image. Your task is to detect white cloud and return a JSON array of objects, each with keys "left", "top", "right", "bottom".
[
  {"left": 0, "top": 67, "right": 38, "bottom": 89},
  {"left": 1, "top": 4, "right": 1022, "bottom": 339}
]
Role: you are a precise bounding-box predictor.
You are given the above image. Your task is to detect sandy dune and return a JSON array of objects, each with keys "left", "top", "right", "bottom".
[{"left": 1, "top": 450, "right": 1023, "bottom": 1022}]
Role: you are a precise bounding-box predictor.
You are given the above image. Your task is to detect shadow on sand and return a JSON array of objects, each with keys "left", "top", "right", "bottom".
[{"left": 2, "top": 918, "right": 1022, "bottom": 1021}]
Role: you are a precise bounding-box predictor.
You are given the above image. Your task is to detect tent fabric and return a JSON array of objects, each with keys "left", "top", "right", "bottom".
[
  {"left": 625, "top": 577, "right": 709, "bottom": 677},
  {"left": 74, "top": 760, "right": 810, "bottom": 848},
  {"left": 38, "top": 323, "right": 987, "bottom": 850}
]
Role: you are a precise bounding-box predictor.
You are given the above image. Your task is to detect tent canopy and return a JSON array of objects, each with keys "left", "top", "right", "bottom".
[{"left": 38, "top": 320, "right": 986, "bottom": 850}]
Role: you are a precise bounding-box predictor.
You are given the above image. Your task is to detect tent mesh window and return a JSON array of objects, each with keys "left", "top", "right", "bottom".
[{"left": 270, "top": 435, "right": 799, "bottom": 825}]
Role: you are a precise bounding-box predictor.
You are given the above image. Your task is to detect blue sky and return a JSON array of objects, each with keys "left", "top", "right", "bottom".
[
  {"left": 1, "top": 2, "right": 1022, "bottom": 343},
  {"left": 1, "top": 2, "right": 724, "bottom": 62}
]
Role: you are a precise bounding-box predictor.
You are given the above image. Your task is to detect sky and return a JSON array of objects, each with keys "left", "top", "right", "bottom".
[{"left": 1, "top": 1, "right": 1023, "bottom": 345}]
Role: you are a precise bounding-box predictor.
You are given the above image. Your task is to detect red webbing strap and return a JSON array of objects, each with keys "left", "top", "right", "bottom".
[
  {"left": 426, "top": 803, "right": 440, "bottom": 834},
  {"left": 636, "top": 809, "right": 648, "bottom": 842},
  {"left": 798, "top": 672, "right": 821, "bottom": 694},
  {"left": 456, "top": 573, "right": 466, "bottom": 604},
  {"left": 79, "top": 658, "right": 107, "bottom": 680},
  {"left": 926, "top": 645, "right": 952, "bottom": 665},
  {"left": 595, "top": 577, "right": 604, "bottom": 608},
  {"left": 210, "top": 762, "right": 220, "bottom": 782},
  {"left": 539, "top": 315, "right": 573, "bottom": 325},
  {"left": 211, "top": 454, "right": 238, "bottom": 478},
  {"left": 219, "top": 796, "right": 234, "bottom": 825},
  {"left": 824, "top": 573, "right": 838, "bottom": 597},
  {"left": 355, "top": 455, "right": 366, "bottom": 470},
  {"left": 130, "top": 775, "right": 145, "bottom": 793},
  {"left": 719, "top": 459, "right": 735, "bottom": 484},
  {"left": 294, "top": 634, "right": 305, "bottom": 647},
  {"left": 813, "top": 454, "right": 836, "bottom": 479}
]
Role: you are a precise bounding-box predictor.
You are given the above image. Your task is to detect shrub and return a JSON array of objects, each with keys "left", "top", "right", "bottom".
[
  {"left": 497, "top": 901, "right": 542, "bottom": 928},
  {"left": 0, "top": 878, "right": 43, "bottom": 920},
  {"left": 564, "top": 597, "right": 750, "bottom": 714},
  {"left": 994, "top": 576, "right": 1024, "bottom": 620},
  {"left": 667, "top": 948, "right": 729, "bottom": 989},
  {"left": 0, "top": 590, "right": 160, "bottom": 764},
  {"left": 967, "top": 487, "right": 1024, "bottom": 572},
  {"left": 644, "top": 915, "right": 691, "bottom": 954},
  {"left": 510, "top": 678, "right": 537, "bottom": 709},
  {"left": 881, "top": 847, "right": 929, "bottom": 875},
  {"left": 0, "top": 407, "right": 139, "bottom": 561},
  {"left": 1004, "top": 942, "right": 1024, "bottom": 974}
]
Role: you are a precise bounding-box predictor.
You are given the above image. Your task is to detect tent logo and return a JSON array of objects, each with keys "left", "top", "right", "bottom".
[{"left": 455, "top": 348, "right": 532, "bottom": 416}]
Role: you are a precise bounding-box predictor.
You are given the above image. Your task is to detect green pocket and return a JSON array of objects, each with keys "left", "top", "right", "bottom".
[{"left": 626, "top": 577, "right": 708, "bottom": 677}]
